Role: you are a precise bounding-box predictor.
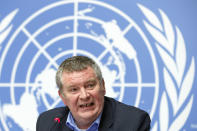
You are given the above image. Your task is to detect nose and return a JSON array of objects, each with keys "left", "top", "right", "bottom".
[{"left": 79, "top": 88, "right": 90, "bottom": 100}]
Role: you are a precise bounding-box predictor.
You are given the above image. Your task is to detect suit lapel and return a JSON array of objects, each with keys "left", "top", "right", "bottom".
[
  {"left": 98, "top": 97, "right": 114, "bottom": 131},
  {"left": 59, "top": 125, "right": 72, "bottom": 131}
]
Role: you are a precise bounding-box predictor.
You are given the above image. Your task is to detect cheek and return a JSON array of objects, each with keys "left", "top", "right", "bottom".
[
  {"left": 93, "top": 91, "right": 104, "bottom": 102},
  {"left": 64, "top": 96, "right": 78, "bottom": 108}
]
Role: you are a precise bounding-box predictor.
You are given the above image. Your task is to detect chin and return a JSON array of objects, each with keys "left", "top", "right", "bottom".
[{"left": 80, "top": 111, "right": 97, "bottom": 119}]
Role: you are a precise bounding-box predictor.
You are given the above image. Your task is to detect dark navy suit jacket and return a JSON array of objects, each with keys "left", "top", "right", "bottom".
[{"left": 36, "top": 97, "right": 151, "bottom": 131}]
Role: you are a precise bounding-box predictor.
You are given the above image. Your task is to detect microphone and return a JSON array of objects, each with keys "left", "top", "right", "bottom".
[
  {"left": 54, "top": 117, "right": 60, "bottom": 124},
  {"left": 50, "top": 117, "right": 61, "bottom": 131}
]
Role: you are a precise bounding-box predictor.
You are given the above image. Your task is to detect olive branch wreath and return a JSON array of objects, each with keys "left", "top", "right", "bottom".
[
  {"left": 138, "top": 4, "right": 195, "bottom": 131},
  {"left": 0, "top": 9, "right": 18, "bottom": 131},
  {"left": 0, "top": 9, "right": 18, "bottom": 52}
]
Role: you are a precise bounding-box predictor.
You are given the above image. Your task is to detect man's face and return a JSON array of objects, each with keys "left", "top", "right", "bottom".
[{"left": 59, "top": 67, "right": 106, "bottom": 127}]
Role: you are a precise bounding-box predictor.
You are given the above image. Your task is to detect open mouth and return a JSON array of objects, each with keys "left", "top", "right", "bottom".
[{"left": 79, "top": 102, "right": 94, "bottom": 108}]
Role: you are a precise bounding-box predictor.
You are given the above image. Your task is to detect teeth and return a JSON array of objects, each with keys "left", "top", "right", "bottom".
[{"left": 80, "top": 103, "right": 93, "bottom": 108}]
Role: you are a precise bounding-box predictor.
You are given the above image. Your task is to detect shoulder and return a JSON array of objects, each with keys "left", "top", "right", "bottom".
[
  {"left": 38, "top": 106, "right": 67, "bottom": 119},
  {"left": 104, "top": 97, "right": 151, "bottom": 130},
  {"left": 105, "top": 96, "right": 148, "bottom": 115}
]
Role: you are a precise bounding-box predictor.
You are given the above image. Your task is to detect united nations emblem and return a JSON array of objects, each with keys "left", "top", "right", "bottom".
[{"left": 0, "top": 0, "right": 195, "bottom": 131}]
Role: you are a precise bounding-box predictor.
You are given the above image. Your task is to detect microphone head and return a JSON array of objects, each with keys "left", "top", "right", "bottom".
[{"left": 54, "top": 117, "right": 60, "bottom": 123}]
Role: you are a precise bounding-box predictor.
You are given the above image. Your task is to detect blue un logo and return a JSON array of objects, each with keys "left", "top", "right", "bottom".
[{"left": 4, "top": 0, "right": 196, "bottom": 130}]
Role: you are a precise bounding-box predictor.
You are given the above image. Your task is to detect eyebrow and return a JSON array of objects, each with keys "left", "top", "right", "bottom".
[
  {"left": 85, "top": 78, "right": 97, "bottom": 84},
  {"left": 65, "top": 78, "right": 98, "bottom": 88}
]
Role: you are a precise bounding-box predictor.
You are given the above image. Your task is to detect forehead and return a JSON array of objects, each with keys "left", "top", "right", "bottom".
[{"left": 61, "top": 67, "right": 97, "bottom": 85}]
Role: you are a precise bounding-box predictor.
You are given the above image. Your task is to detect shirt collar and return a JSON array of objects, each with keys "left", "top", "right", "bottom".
[{"left": 66, "top": 111, "right": 102, "bottom": 131}]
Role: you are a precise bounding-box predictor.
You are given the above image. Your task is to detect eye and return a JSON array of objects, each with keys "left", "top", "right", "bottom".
[
  {"left": 70, "top": 87, "right": 78, "bottom": 92},
  {"left": 86, "top": 83, "right": 96, "bottom": 89}
]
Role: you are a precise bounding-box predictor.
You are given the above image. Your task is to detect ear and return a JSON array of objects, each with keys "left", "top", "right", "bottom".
[
  {"left": 58, "top": 90, "right": 61, "bottom": 97},
  {"left": 58, "top": 90, "right": 67, "bottom": 105},
  {"left": 102, "top": 79, "right": 106, "bottom": 95}
]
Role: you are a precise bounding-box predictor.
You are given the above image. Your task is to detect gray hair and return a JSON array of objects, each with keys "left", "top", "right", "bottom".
[{"left": 56, "top": 56, "right": 103, "bottom": 91}]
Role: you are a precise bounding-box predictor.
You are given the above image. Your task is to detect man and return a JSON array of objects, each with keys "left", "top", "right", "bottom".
[{"left": 36, "top": 56, "right": 151, "bottom": 131}]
